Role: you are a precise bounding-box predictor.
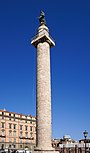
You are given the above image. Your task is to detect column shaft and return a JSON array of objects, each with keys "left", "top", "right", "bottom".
[{"left": 36, "top": 42, "right": 52, "bottom": 150}]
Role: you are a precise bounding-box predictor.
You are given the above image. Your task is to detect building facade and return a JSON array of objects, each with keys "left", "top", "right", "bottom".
[{"left": 0, "top": 109, "right": 36, "bottom": 150}]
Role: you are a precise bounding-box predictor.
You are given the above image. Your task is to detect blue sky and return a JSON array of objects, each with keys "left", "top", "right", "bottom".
[{"left": 0, "top": 0, "right": 90, "bottom": 141}]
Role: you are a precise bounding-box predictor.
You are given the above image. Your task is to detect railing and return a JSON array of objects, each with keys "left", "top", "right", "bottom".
[
  {"left": 31, "top": 28, "right": 55, "bottom": 43},
  {"left": 19, "top": 136, "right": 34, "bottom": 140},
  {"left": 0, "top": 135, "right": 6, "bottom": 137},
  {"left": 59, "top": 143, "right": 90, "bottom": 148}
]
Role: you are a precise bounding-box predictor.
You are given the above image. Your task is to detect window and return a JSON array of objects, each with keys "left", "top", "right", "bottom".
[
  {"left": 2, "top": 112, "right": 4, "bottom": 115},
  {"left": 30, "top": 121, "right": 32, "bottom": 124},
  {"left": 25, "top": 139, "right": 28, "bottom": 143},
  {"left": 13, "top": 131, "right": 16, "bottom": 136},
  {"left": 20, "top": 119, "right": 22, "bottom": 122},
  {"left": 25, "top": 126, "right": 28, "bottom": 131},
  {"left": 14, "top": 138, "right": 16, "bottom": 143},
  {"left": 1, "top": 138, "right": 4, "bottom": 142},
  {"left": 20, "top": 139, "right": 22, "bottom": 143},
  {"left": 9, "top": 138, "right": 12, "bottom": 142},
  {"left": 25, "top": 132, "right": 28, "bottom": 138},
  {"left": 2, "top": 123, "right": 4, "bottom": 128},
  {"left": 2, "top": 130, "right": 4, "bottom": 136},
  {"left": 30, "top": 126, "right": 32, "bottom": 131},
  {"left": 30, "top": 133, "right": 32, "bottom": 138},
  {"left": 30, "top": 117, "right": 32, "bottom": 124},
  {"left": 13, "top": 114, "right": 15, "bottom": 121},
  {"left": 20, "top": 145, "right": 22, "bottom": 148},
  {"left": 9, "top": 145, "right": 11, "bottom": 148},
  {"left": 1, "top": 144, "right": 4, "bottom": 150},
  {"left": 13, "top": 124, "right": 16, "bottom": 129},
  {"left": 9, "top": 113, "right": 11, "bottom": 120},
  {"left": 20, "top": 125, "right": 23, "bottom": 130},
  {"left": 2, "top": 116, "right": 4, "bottom": 119},
  {"left": 9, "top": 123, "right": 12, "bottom": 129},
  {"left": 2, "top": 112, "right": 4, "bottom": 119},
  {"left": 25, "top": 116, "right": 27, "bottom": 123},
  {"left": 20, "top": 115, "right": 22, "bottom": 122},
  {"left": 20, "top": 132, "right": 22, "bottom": 137},
  {"left": 9, "top": 131, "right": 12, "bottom": 136}
]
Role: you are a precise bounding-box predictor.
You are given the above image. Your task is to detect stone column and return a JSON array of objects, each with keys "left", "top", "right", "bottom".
[
  {"left": 31, "top": 12, "right": 58, "bottom": 153},
  {"left": 36, "top": 41, "right": 52, "bottom": 150}
]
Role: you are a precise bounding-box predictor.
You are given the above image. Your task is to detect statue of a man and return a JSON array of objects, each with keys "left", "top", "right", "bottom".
[{"left": 38, "top": 10, "right": 46, "bottom": 24}]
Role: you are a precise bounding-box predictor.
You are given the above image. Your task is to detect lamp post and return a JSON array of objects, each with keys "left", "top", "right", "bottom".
[{"left": 83, "top": 130, "right": 88, "bottom": 153}]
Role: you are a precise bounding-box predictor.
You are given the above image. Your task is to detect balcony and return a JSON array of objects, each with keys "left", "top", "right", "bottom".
[
  {"left": 0, "top": 134, "right": 6, "bottom": 138},
  {"left": 19, "top": 136, "right": 34, "bottom": 140}
]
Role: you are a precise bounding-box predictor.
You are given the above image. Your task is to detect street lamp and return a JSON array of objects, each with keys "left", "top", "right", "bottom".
[{"left": 83, "top": 130, "right": 88, "bottom": 153}]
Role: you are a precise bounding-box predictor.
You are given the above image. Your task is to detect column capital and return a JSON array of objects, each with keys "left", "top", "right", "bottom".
[{"left": 31, "top": 24, "right": 55, "bottom": 48}]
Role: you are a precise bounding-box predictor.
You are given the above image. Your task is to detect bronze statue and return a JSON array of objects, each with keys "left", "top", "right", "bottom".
[{"left": 38, "top": 10, "right": 46, "bottom": 24}]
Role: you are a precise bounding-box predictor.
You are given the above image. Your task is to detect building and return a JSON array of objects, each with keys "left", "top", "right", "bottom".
[
  {"left": 52, "top": 135, "right": 77, "bottom": 148},
  {"left": 0, "top": 109, "right": 36, "bottom": 151},
  {"left": 52, "top": 136, "right": 90, "bottom": 153}
]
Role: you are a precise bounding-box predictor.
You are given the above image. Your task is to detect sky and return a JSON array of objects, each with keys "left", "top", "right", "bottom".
[{"left": 0, "top": 0, "right": 90, "bottom": 141}]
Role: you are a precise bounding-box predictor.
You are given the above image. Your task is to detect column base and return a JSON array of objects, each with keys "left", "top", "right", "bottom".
[
  {"left": 33, "top": 147, "right": 59, "bottom": 153},
  {"left": 33, "top": 150, "right": 59, "bottom": 153}
]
